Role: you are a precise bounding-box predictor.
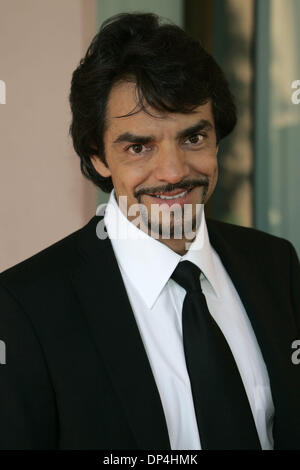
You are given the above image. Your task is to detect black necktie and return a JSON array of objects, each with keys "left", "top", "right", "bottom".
[{"left": 171, "top": 260, "right": 261, "bottom": 450}]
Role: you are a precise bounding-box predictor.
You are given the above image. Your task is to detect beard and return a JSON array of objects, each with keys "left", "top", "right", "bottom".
[
  {"left": 120, "top": 180, "right": 209, "bottom": 241},
  {"left": 138, "top": 201, "right": 204, "bottom": 241}
]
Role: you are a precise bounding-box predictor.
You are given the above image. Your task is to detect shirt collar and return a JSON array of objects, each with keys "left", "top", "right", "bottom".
[{"left": 103, "top": 189, "right": 221, "bottom": 309}]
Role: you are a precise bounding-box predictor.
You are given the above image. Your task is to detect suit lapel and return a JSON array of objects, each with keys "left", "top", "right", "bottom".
[
  {"left": 71, "top": 216, "right": 171, "bottom": 450},
  {"left": 206, "top": 218, "right": 300, "bottom": 449}
]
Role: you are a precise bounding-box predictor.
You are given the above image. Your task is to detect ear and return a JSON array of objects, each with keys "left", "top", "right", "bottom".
[{"left": 91, "top": 155, "right": 111, "bottom": 178}]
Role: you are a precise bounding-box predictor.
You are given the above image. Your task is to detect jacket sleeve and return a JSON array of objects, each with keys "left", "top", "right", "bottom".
[{"left": 0, "top": 282, "right": 58, "bottom": 449}]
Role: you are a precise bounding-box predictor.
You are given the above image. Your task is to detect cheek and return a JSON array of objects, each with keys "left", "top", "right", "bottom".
[
  {"left": 120, "top": 161, "right": 151, "bottom": 188},
  {"left": 209, "top": 160, "right": 218, "bottom": 182},
  {"left": 192, "top": 151, "right": 218, "bottom": 174},
  {"left": 213, "top": 164, "right": 218, "bottom": 180},
  {"left": 209, "top": 166, "right": 218, "bottom": 194},
  {"left": 107, "top": 169, "right": 137, "bottom": 198},
  {"left": 214, "top": 167, "right": 218, "bottom": 187}
]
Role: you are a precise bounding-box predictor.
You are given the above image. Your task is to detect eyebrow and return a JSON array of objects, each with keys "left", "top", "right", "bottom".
[{"left": 112, "top": 119, "right": 214, "bottom": 145}]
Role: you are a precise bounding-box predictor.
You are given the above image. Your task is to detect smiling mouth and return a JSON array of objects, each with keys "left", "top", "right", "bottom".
[{"left": 147, "top": 187, "right": 194, "bottom": 200}]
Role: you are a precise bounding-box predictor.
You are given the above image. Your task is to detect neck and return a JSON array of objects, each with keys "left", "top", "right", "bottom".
[{"left": 157, "top": 234, "right": 196, "bottom": 255}]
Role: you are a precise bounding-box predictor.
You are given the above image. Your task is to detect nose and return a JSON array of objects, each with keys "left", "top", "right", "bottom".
[{"left": 153, "top": 144, "right": 190, "bottom": 184}]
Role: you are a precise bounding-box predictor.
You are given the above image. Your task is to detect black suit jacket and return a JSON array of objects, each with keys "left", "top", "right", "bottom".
[{"left": 0, "top": 214, "right": 299, "bottom": 450}]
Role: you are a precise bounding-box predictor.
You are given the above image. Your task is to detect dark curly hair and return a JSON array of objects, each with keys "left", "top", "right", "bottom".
[{"left": 69, "top": 12, "right": 237, "bottom": 193}]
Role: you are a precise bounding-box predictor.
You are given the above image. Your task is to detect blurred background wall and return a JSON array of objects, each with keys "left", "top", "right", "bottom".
[
  {"left": 0, "top": 0, "right": 98, "bottom": 272},
  {"left": 1, "top": 0, "right": 299, "bottom": 272}
]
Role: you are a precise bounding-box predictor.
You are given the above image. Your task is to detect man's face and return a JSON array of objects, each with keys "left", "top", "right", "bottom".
[{"left": 92, "top": 81, "right": 218, "bottom": 252}]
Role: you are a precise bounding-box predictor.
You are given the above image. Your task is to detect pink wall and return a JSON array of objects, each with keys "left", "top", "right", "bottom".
[{"left": 0, "top": 0, "right": 98, "bottom": 271}]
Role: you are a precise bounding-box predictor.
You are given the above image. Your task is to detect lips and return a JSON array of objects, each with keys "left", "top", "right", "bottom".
[
  {"left": 152, "top": 189, "right": 184, "bottom": 197},
  {"left": 145, "top": 187, "right": 195, "bottom": 207},
  {"left": 149, "top": 187, "right": 193, "bottom": 198}
]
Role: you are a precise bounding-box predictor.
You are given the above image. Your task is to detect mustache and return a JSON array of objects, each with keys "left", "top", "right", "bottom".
[{"left": 134, "top": 178, "right": 209, "bottom": 198}]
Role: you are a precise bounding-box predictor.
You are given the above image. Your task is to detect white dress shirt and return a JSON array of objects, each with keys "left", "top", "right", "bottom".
[{"left": 102, "top": 189, "right": 275, "bottom": 450}]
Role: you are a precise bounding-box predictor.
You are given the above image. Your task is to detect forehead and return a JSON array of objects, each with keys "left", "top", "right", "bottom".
[{"left": 104, "top": 81, "right": 215, "bottom": 138}]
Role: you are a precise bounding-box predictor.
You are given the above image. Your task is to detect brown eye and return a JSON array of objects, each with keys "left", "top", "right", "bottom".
[
  {"left": 127, "top": 143, "right": 151, "bottom": 155},
  {"left": 185, "top": 134, "right": 204, "bottom": 145},
  {"left": 131, "top": 144, "right": 144, "bottom": 154}
]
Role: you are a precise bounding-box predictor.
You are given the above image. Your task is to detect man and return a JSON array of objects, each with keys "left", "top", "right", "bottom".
[{"left": 0, "top": 13, "right": 299, "bottom": 450}]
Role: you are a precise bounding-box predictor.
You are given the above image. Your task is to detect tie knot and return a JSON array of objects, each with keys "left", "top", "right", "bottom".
[{"left": 171, "top": 260, "right": 201, "bottom": 293}]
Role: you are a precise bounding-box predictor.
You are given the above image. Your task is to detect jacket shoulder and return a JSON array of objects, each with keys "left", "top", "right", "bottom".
[
  {"left": 206, "top": 217, "right": 294, "bottom": 251},
  {"left": 0, "top": 216, "right": 96, "bottom": 286}
]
